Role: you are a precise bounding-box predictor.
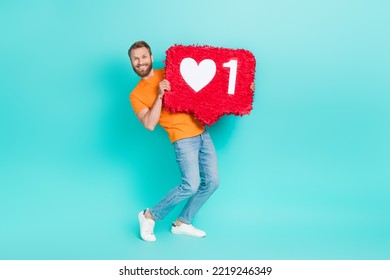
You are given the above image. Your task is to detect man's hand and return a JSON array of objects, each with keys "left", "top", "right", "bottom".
[
  {"left": 250, "top": 82, "right": 255, "bottom": 92},
  {"left": 159, "top": 79, "right": 171, "bottom": 98}
]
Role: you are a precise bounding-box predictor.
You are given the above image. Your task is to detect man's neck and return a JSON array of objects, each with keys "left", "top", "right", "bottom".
[{"left": 141, "top": 69, "right": 155, "bottom": 80}]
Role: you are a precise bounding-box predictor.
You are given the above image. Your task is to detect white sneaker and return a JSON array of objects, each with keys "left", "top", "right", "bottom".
[
  {"left": 138, "top": 210, "right": 156, "bottom": 242},
  {"left": 171, "top": 223, "right": 206, "bottom": 238}
]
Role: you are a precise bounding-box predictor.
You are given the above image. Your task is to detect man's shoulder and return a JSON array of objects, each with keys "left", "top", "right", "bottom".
[
  {"left": 130, "top": 82, "right": 142, "bottom": 98},
  {"left": 155, "top": 68, "right": 165, "bottom": 74},
  {"left": 153, "top": 68, "right": 165, "bottom": 80}
]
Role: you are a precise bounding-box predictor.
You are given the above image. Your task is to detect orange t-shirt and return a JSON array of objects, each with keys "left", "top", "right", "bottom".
[{"left": 130, "top": 69, "right": 204, "bottom": 143}]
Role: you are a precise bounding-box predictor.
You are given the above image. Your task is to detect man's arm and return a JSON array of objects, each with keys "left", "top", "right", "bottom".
[{"left": 137, "top": 79, "right": 170, "bottom": 131}]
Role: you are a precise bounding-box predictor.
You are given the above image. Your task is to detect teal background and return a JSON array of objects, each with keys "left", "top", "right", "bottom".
[{"left": 1, "top": 0, "right": 389, "bottom": 260}]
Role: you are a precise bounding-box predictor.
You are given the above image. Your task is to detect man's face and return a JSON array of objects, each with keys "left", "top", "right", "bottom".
[{"left": 130, "top": 47, "right": 153, "bottom": 78}]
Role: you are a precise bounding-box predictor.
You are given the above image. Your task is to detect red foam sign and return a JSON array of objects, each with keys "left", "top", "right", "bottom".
[{"left": 163, "top": 45, "right": 256, "bottom": 126}]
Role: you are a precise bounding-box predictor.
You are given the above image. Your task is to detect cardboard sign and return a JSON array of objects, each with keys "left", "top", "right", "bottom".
[{"left": 164, "top": 45, "right": 256, "bottom": 126}]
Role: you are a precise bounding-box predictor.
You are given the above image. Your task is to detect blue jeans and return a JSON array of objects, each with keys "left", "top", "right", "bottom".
[{"left": 149, "top": 130, "right": 219, "bottom": 224}]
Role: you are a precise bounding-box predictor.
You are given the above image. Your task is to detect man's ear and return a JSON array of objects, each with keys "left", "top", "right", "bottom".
[{"left": 151, "top": 55, "right": 154, "bottom": 63}]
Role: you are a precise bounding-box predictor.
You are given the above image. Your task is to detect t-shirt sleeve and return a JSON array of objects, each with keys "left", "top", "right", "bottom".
[{"left": 130, "top": 93, "right": 148, "bottom": 115}]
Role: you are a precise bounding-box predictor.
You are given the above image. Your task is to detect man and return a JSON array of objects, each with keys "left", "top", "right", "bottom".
[{"left": 128, "top": 41, "right": 220, "bottom": 242}]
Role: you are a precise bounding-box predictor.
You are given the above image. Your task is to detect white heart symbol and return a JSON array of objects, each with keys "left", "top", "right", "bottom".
[{"left": 180, "top": 58, "right": 216, "bottom": 92}]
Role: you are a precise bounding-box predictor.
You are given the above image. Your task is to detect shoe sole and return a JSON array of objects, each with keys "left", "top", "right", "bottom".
[{"left": 171, "top": 228, "right": 206, "bottom": 238}]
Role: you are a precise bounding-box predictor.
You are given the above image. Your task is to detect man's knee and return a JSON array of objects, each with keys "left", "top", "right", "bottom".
[
  {"left": 180, "top": 178, "right": 200, "bottom": 195},
  {"left": 208, "top": 176, "right": 220, "bottom": 192}
]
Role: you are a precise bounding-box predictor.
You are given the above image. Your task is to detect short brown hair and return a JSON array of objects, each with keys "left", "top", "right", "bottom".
[{"left": 128, "top": 41, "right": 152, "bottom": 57}]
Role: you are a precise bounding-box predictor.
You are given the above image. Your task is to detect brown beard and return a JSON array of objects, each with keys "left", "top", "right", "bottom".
[{"left": 132, "top": 63, "right": 153, "bottom": 78}]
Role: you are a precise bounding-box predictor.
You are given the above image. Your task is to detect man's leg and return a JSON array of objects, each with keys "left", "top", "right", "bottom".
[
  {"left": 176, "top": 130, "right": 220, "bottom": 225},
  {"left": 148, "top": 135, "right": 202, "bottom": 222},
  {"left": 139, "top": 136, "right": 202, "bottom": 241}
]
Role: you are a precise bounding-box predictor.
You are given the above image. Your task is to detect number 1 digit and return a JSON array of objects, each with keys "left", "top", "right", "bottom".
[{"left": 223, "top": 59, "right": 238, "bottom": 95}]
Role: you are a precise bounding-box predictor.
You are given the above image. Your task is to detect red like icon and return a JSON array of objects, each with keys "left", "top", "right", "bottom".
[{"left": 164, "top": 45, "right": 256, "bottom": 126}]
